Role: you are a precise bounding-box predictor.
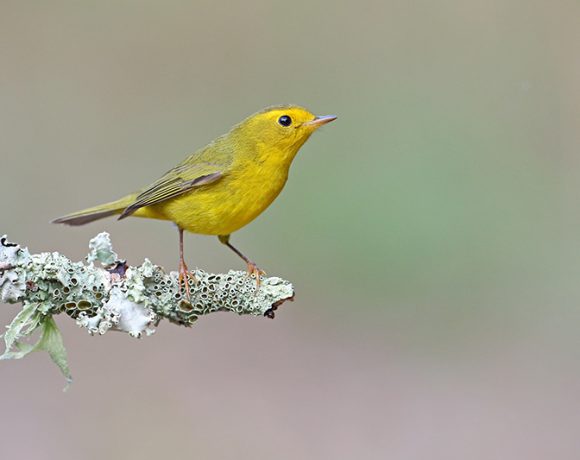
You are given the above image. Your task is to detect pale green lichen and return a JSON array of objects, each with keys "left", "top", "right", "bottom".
[
  {"left": 86, "top": 232, "right": 118, "bottom": 266},
  {"left": 0, "top": 233, "right": 294, "bottom": 383}
]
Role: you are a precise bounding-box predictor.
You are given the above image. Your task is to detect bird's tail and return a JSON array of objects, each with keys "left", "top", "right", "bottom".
[{"left": 52, "top": 194, "right": 137, "bottom": 226}]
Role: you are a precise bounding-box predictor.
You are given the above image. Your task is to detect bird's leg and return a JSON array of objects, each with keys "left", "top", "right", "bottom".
[
  {"left": 218, "top": 234, "right": 265, "bottom": 288},
  {"left": 178, "top": 227, "right": 197, "bottom": 299}
]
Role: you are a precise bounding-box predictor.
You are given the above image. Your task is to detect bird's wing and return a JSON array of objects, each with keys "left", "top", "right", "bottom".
[{"left": 119, "top": 161, "right": 223, "bottom": 219}]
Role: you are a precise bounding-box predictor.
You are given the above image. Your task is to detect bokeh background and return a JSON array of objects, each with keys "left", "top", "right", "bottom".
[{"left": 1, "top": 1, "right": 580, "bottom": 458}]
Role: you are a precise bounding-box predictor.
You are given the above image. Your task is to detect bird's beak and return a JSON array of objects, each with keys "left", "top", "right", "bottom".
[{"left": 303, "top": 115, "right": 337, "bottom": 128}]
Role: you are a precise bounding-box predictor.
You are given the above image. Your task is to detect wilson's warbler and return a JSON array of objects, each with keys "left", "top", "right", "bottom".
[{"left": 53, "top": 105, "right": 336, "bottom": 294}]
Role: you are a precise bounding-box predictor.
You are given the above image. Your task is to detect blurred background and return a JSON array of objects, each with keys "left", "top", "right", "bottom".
[{"left": 1, "top": 1, "right": 579, "bottom": 458}]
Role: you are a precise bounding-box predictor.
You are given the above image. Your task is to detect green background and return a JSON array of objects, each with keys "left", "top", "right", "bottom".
[{"left": 1, "top": 1, "right": 580, "bottom": 458}]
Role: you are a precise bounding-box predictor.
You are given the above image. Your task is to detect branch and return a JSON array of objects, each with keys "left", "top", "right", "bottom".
[{"left": 0, "top": 233, "right": 294, "bottom": 384}]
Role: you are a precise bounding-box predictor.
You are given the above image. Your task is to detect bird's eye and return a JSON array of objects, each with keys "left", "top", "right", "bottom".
[{"left": 278, "top": 115, "right": 292, "bottom": 127}]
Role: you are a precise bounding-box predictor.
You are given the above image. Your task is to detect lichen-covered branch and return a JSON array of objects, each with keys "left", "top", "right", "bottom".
[{"left": 0, "top": 233, "right": 294, "bottom": 383}]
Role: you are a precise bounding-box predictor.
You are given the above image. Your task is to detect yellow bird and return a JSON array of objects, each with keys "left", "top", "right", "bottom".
[{"left": 53, "top": 105, "right": 336, "bottom": 294}]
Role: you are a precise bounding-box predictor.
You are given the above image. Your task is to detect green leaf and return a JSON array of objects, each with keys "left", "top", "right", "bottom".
[
  {"left": 2, "top": 302, "right": 41, "bottom": 354},
  {"left": 1, "top": 340, "right": 35, "bottom": 360},
  {"left": 34, "top": 317, "right": 72, "bottom": 386},
  {"left": 1, "top": 313, "right": 72, "bottom": 387}
]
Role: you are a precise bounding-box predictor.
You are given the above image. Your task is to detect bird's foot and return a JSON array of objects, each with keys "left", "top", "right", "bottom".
[
  {"left": 178, "top": 259, "right": 197, "bottom": 299},
  {"left": 246, "top": 261, "right": 266, "bottom": 289}
]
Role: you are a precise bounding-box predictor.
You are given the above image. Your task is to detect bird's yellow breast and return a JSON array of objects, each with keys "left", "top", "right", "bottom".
[{"left": 135, "top": 154, "right": 290, "bottom": 235}]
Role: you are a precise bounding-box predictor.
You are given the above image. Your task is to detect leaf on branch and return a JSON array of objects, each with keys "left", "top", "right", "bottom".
[
  {"left": 1, "top": 313, "right": 72, "bottom": 387},
  {"left": 2, "top": 302, "right": 42, "bottom": 353}
]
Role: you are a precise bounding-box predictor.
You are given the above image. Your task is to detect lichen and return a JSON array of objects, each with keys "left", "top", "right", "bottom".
[
  {"left": 86, "top": 232, "right": 118, "bottom": 266},
  {"left": 0, "top": 232, "right": 294, "bottom": 382},
  {"left": 0, "top": 235, "right": 30, "bottom": 303}
]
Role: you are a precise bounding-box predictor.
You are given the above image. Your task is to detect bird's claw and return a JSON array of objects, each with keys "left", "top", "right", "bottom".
[
  {"left": 178, "top": 260, "right": 197, "bottom": 300},
  {"left": 246, "top": 261, "right": 266, "bottom": 289}
]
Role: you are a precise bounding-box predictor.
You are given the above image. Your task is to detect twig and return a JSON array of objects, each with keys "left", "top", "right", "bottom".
[{"left": 0, "top": 232, "right": 294, "bottom": 383}]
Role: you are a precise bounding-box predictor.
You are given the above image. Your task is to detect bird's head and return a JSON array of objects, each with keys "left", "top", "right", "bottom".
[{"left": 234, "top": 105, "right": 337, "bottom": 163}]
